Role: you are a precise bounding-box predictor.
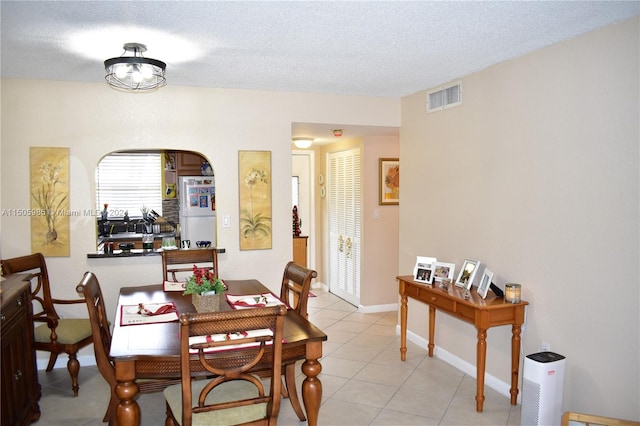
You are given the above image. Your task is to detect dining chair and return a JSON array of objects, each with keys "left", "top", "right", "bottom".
[
  {"left": 277, "top": 261, "right": 317, "bottom": 421},
  {"left": 161, "top": 248, "right": 218, "bottom": 283},
  {"left": 75, "top": 271, "right": 180, "bottom": 425},
  {"left": 1, "top": 253, "right": 93, "bottom": 397},
  {"left": 163, "top": 305, "right": 287, "bottom": 426},
  {"left": 280, "top": 261, "right": 317, "bottom": 320}
]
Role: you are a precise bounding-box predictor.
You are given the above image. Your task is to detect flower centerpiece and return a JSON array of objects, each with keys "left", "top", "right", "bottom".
[{"left": 183, "top": 265, "right": 227, "bottom": 312}]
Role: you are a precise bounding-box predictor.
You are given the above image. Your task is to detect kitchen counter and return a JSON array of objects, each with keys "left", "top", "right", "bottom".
[
  {"left": 97, "top": 232, "right": 177, "bottom": 251},
  {"left": 98, "top": 232, "right": 176, "bottom": 242},
  {"left": 87, "top": 247, "right": 226, "bottom": 259}
]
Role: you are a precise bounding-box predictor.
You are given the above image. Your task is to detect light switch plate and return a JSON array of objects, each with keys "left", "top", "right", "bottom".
[{"left": 223, "top": 215, "right": 231, "bottom": 228}]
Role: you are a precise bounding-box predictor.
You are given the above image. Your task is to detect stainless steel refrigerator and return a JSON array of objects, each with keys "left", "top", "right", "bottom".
[{"left": 178, "top": 176, "right": 216, "bottom": 246}]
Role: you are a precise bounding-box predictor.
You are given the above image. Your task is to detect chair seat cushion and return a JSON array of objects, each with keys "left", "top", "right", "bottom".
[
  {"left": 164, "top": 379, "right": 267, "bottom": 426},
  {"left": 34, "top": 318, "right": 92, "bottom": 344}
]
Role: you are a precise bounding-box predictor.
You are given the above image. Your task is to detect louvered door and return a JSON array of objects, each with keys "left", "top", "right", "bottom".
[{"left": 328, "top": 148, "right": 361, "bottom": 306}]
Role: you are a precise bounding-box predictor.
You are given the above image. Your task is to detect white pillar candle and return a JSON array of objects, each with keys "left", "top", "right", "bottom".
[{"left": 505, "top": 283, "right": 522, "bottom": 303}]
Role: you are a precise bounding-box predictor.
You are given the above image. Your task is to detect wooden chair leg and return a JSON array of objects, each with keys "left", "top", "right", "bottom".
[
  {"left": 104, "top": 392, "right": 118, "bottom": 425},
  {"left": 284, "top": 363, "right": 306, "bottom": 421},
  {"left": 45, "top": 353, "right": 59, "bottom": 372},
  {"left": 67, "top": 353, "right": 80, "bottom": 396},
  {"left": 281, "top": 376, "right": 289, "bottom": 398},
  {"left": 165, "top": 402, "right": 177, "bottom": 426}
]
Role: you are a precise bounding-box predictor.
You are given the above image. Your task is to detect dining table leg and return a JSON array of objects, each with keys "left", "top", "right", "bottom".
[
  {"left": 115, "top": 361, "right": 140, "bottom": 426},
  {"left": 301, "top": 341, "right": 323, "bottom": 426}
]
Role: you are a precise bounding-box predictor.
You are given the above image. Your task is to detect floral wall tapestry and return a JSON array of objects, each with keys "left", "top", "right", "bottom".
[
  {"left": 30, "top": 147, "right": 70, "bottom": 256},
  {"left": 238, "top": 150, "right": 272, "bottom": 250}
]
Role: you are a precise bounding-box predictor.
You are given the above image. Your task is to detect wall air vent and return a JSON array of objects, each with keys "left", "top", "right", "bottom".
[{"left": 427, "top": 81, "right": 462, "bottom": 113}]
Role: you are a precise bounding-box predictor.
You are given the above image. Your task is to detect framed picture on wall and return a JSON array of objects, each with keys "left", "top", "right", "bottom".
[
  {"left": 413, "top": 256, "right": 437, "bottom": 284},
  {"left": 379, "top": 158, "right": 399, "bottom": 205},
  {"left": 238, "top": 151, "right": 272, "bottom": 250},
  {"left": 455, "top": 259, "right": 482, "bottom": 290},
  {"left": 477, "top": 268, "right": 493, "bottom": 299}
]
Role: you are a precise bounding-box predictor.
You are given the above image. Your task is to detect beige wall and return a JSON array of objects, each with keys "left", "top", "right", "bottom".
[
  {"left": 361, "top": 135, "right": 399, "bottom": 307},
  {"left": 400, "top": 17, "right": 639, "bottom": 419},
  {"left": 0, "top": 81, "right": 400, "bottom": 362}
]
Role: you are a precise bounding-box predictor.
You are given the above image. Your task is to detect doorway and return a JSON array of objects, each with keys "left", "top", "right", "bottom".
[{"left": 292, "top": 150, "right": 315, "bottom": 270}]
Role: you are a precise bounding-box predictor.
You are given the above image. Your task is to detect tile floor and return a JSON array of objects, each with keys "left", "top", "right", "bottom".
[{"left": 36, "top": 289, "right": 522, "bottom": 425}]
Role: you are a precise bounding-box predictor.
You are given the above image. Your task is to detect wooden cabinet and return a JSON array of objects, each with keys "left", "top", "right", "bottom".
[
  {"left": 293, "top": 236, "right": 308, "bottom": 267},
  {"left": 1, "top": 274, "right": 41, "bottom": 425},
  {"left": 163, "top": 151, "right": 209, "bottom": 198},
  {"left": 177, "top": 151, "right": 206, "bottom": 176}
]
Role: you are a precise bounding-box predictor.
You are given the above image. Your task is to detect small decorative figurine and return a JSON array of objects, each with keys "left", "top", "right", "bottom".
[{"left": 292, "top": 206, "right": 301, "bottom": 237}]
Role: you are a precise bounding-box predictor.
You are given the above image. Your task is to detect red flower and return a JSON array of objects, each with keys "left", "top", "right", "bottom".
[{"left": 184, "top": 265, "right": 226, "bottom": 296}]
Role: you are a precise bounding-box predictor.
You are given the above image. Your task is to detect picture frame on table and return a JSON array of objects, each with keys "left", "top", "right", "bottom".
[
  {"left": 455, "top": 259, "right": 482, "bottom": 290},
  {"left": 477, "top": 269, "right": 493, "bottom": 299},
  {"left": 434, "top": 262, "right": 456, "bottom": 282},
  {"left": 413, "top": 256, "right": 437, "bottom": 284}
]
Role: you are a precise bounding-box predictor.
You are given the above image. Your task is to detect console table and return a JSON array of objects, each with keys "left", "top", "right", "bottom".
[{"left": 397, "top": 275, "right": 528, "bottom": 412}]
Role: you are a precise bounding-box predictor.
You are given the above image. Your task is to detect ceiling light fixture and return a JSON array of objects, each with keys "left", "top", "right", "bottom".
[
  {"left": 292, "top": 137, "right": 314, "bottom": 149},
  {"left": 104, "top": 43, "right": 166, "bottom": 92}
]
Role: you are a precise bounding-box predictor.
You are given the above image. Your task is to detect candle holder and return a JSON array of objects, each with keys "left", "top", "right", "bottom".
[{"left": 505, "top": 283, "right": 522, "bottom": 303}]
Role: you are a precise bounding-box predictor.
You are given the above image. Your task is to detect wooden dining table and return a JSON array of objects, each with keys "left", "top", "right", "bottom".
[{"left": 109, "top": 279, "right": 328, "bottom": 426}]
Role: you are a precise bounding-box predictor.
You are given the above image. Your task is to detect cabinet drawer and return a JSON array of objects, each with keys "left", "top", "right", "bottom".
[
  {"left": 425, "top": 293, "right": 455, "bottom": 311},
  {"left": 403, "top": 283, "right": 425, "bottom": 300},
  {"left": 404, "top": 284, "right": 455, "bottom": 312},
  {"left": 1, "top": 291, "right": 27, "bottom": 325}
]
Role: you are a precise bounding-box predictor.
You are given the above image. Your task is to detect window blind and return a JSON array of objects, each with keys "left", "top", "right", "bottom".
[{"left": 95, "top": 152, "right": 162, "bottom": 217}]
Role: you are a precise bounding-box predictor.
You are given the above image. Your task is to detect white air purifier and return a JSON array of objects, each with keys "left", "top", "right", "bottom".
[{"left": 521, "top": 351, "right": 566, "bottom": 426}]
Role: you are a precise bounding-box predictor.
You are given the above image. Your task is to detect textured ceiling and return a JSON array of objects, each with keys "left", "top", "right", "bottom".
[{"left": 2, "top": 1, "right": 638, "bottom": 99}]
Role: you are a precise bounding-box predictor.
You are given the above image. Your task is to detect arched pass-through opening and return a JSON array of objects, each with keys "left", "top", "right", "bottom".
[{"left": 94, "top": 149, "right": 216, "bottom": 251}]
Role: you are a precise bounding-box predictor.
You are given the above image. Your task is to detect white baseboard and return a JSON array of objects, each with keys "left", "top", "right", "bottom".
[
  {"left": 311, "top": 283, "right": 398, "bottom": 314},
  {"left": 358, "top": 303, "right": 398, "bottom": 313},
  {"left": 396, "top": 325, "right": 517, "bottom": 402},
  {"left": 311, "top": 281, "right": 328, "bottom": 292}
]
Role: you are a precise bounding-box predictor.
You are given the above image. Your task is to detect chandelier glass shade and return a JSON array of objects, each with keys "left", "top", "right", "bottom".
[
  {"left": 104, "top": 43, "right": 166, "bottom": 92},
  {"left": 292, "top": 137, "right": 313, "bottom": 149}
]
